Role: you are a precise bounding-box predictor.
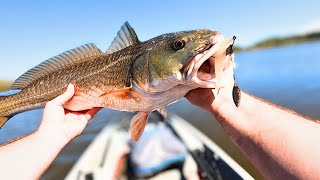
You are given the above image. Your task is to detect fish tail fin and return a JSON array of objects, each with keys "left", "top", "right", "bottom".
[{"left": 0, "top": 89, "right": 21, "bottom": 128}]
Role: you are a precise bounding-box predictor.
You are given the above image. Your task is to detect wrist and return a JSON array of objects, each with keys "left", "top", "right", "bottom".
[
  {"left": 211, "top": 99, "right": 237, "bottom": 118},
  {"left": 210, "top": 92, "right": 257, "bottom": 137},
  {"left": 210, "top": 90, "right": 236, "bottom": 114},
  {"left": 37, "top": 127, "right": 70, "bottom": 148}
]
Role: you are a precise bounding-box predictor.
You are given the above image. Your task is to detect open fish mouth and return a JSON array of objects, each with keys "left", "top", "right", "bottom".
[
  {"left": 196, "top": 51, "right": 216, "bottom": 81},
  {"left": 184, "top": 36, "right": 235, "bottom": 88},
  {"left": 184, "top": 41, "right": 221, "bottom": 88}
]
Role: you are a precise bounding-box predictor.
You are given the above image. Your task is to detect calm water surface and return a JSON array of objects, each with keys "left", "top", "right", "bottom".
[{"left": 1, "top": 42, "right": 320, "bottom": 179}]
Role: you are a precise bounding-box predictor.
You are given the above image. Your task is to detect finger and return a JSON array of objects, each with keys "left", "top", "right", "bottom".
[
  {"left": 84, "top": 107, "right": 102, "bottom": 121},
  {"left": 51, "top": 84, "right": 75, "bottom": 106},
  {"left": 223, "top": 54, "right": 234, "bottom": 70}
]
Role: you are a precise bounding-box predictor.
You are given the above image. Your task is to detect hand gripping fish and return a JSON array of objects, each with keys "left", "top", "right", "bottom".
[{"left": 0, "top": 22, "right": 240, "bottom": 141}]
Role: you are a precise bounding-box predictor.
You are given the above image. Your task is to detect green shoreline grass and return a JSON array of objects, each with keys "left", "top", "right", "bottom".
[
  {"left": 249, "top": 31, "right": 320, "bottom": 50},
  {"left": 234, "top": 31, "right": 320, "bottom": 52}
]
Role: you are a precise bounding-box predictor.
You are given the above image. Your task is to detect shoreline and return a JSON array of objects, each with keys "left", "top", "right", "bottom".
[{"left": 235, "top": 31, "right": 320, "bottom": 52}]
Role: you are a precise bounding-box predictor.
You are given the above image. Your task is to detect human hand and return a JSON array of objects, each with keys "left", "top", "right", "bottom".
[
  {"left": 186, "top": 42, "right": 236, "bottom": 113},
  {"left": 39, "top": 84, "right": 101, "bottom": 142}
]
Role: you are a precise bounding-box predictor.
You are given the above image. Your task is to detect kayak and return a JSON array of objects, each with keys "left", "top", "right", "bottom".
[{"left": 65, "top": 112, "right": 253, "bottom": 180}]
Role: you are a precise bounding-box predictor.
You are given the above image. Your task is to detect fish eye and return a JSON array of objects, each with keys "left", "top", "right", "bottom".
[{"left": 172, "top": 39, "right": 186, "bottom": 50}]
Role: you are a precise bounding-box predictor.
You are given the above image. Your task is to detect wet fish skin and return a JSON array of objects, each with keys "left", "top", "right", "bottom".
[
  {"left": 0, "top": 22, "right": 227, "bottom": 141},
  {"left": 0, "top": 45, "right": 143, "bottom": 117}
]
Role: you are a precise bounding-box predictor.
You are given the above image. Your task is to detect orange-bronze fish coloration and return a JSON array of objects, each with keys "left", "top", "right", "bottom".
[{"left": 0, "top": 22, "right": 238, "bottom": 141}]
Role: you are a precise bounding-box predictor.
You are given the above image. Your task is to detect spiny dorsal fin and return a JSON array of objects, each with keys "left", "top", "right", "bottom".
[
  {"left": 12, "top": 44, "right": 103, "bottom": 90},
  {"left": 106, "top": 22, "right": 140, "bottom": 54}
]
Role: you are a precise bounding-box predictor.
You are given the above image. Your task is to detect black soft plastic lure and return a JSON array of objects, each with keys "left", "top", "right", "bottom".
[{"left": 227, "top": 36, "right": 241, "bottom": 107}]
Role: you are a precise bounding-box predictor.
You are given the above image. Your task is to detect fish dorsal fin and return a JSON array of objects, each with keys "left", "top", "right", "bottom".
[
  {"left": 130, "top": 112, "right": 149, "bottom": 142},
  {"left": 106, "top": 22, "right": 140, "bottom": 54},
  {"left": 12, "top": 44, "right": 103, "bottom": 90}
]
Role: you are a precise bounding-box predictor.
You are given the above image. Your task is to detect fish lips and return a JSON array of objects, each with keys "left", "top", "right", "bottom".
[{"left": 184, "top": 38, "right": 233, "bottom": 88}]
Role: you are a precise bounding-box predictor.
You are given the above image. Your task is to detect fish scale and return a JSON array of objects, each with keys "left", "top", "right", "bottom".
[
  {"left": 0, "top": 46, "right": 141, "bottom": 117},
  {"left": 0, "top": 22, "right": 237, "bottom": 142}
]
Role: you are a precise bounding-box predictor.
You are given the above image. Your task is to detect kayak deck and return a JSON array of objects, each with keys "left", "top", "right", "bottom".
[{"left": 65, "top": 112, "right": 253, "bottom": 180}]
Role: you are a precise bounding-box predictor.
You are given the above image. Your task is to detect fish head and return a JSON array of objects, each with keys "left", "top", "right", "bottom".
[{"left": 132, "top": 29, "right": 227, "bottom": 93}]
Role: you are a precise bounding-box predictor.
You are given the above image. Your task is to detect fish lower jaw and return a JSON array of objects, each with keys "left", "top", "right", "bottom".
[
  {"left": 186, "top": 37, "right": 234, "bottom": 89},
  {"left": 185, "top": 53, "right": 217, "bottom": 88},
  {"left": 184, "top": 76, "right": 217, "bottom": 89}
]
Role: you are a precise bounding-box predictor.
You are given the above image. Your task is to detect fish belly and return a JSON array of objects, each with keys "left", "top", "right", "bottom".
[{"left": 63, "top": 88, "right": 152, "bottom": 112}]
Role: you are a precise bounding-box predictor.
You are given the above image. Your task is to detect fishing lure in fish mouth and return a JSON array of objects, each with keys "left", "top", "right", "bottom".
[
  {"left": 185, "top": 35, "right": 241, "bottom": 107},
  {"left": 229, "top": 37, "right": 241, "bottom": 107}
]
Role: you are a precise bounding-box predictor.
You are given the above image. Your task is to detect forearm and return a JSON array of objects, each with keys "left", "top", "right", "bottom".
[
  {"left": 210, "top": 92, "right": 320, "bottom": 179},
  {"left": 0, "top": 129, "right": 68, "bottom": 179},
  {"left": 0, "top": 84, "right": 97, "bottom": 179}
]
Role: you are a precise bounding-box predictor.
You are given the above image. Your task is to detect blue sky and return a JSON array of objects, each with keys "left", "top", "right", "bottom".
[{"left": 1, "top": 0, "right": 320, "bottom": 80}]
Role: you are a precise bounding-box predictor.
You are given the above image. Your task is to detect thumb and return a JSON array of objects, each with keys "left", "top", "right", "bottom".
[{"left": 51, "top": 84, "right": 75, "bottom": 106}]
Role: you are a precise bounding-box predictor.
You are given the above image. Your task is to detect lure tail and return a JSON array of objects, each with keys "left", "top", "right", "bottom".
[
  {"left": 227, "top": 37, "right": 241, "bottom": 107},
  {"left": 232, "top": 83, "right": 241, "bottom": 107}
]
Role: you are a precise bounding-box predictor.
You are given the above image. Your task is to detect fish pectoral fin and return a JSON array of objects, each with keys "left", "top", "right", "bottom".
[
  {"left": 0, "top": 116, "right": 10, "bottom": 128},
  {"left": 99, "top": 88, "right": 140, "bottom": 101},
  {"left": 157, "top": 107, "right": 168, "bottom": 120},
  {"left": 130, "top": 112, "right": 149, "bottom": 142}
]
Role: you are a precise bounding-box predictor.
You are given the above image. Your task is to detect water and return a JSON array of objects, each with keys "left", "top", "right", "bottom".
[{"left": 1, "top": 42, "right": 320, "bottom": 179}]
